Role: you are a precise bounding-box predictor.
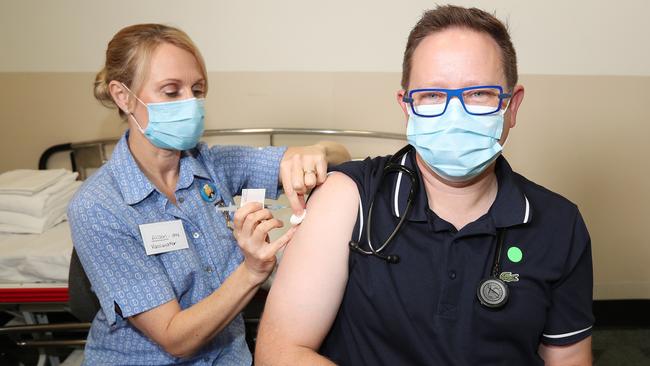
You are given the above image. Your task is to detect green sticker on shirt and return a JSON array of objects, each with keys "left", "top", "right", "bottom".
[{"left": 507, "top": 246, "right": 523, "bottom": 263}]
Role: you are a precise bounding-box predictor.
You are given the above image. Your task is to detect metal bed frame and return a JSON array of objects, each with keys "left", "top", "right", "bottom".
[
  {"left": 39, "top": 128, "right": 405, "bottom": 179},
  {"left": 1, "top": 128, "right": 405, "bottom": 365}
]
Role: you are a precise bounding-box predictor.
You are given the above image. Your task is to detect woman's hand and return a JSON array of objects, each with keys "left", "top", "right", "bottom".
[
  {"left": 233, "top": 202, "right": 297, "bottom": 285},
  {"left": 281, "top": 141, "right": 352, "bottom": 215}
]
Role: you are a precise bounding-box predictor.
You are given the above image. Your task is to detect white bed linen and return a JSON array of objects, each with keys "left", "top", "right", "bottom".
[
  {"left": 0, "top": 169, "right": 71, "bottom": 196},
  {"left": 0, "top": 175, "right": 79, "bottom": 217},
  {"left": 0, "top": 221, "right": 72, "bottom": 283}
]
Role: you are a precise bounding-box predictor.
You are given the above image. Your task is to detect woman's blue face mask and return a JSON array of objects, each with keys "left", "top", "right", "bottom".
[{"left": 122, "top": 83, "right": 205, "bottom": 151}]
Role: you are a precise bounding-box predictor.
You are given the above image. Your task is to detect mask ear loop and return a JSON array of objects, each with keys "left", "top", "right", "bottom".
[
  {"left": 120, "top": 82, "right": 147, "bottom": 134},
  {"left": 498, "top": 98, "right": 512, "bottom": 149}
]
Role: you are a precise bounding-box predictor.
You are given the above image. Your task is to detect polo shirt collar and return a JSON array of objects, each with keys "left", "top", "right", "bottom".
[
  {"left": 489, "top": 155, "right": 532, "bottom": 228},
  {"left": 390, "top": 150, "right": 532, "bottom": 228},
  {"left": 109, "top": 132, "right": 211, "bottom": 205},
  {"left": 177, "top": 148, "right": 211, "bottom": 190}
]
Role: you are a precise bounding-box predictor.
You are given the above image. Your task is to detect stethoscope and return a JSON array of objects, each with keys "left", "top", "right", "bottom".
[{"left": 348, "top": 145, "right": 510, "bottom": 309}]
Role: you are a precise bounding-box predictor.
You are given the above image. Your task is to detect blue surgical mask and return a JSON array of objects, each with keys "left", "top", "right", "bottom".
[
  {"left": 406, "top": 98, "right": 506, "bottom": 182},
  {"left": 122, "top": 83, "right": 205, "bottom": 151}
]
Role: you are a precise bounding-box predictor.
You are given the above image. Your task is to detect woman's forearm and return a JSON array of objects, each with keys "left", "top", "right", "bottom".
[
  {"left": 316, "top": 140, "right": 351, "bottom": 166},
  {"left": 130, "top": 263, "right": 264, "bottom": 359}
]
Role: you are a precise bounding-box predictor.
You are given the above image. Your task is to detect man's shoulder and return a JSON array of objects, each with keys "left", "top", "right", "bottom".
[
  {"left": 332, "top": 155, "right": 393, "bottom": 182},
  {"left": 513, "top": 171, "right": 579, "bottom": 216}
]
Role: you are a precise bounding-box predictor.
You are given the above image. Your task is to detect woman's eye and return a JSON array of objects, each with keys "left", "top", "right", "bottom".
[
  {"left": 163, "top": 90, "right": 179, "bottom": 97},
  {"left": 192, "top": 89, "right": 205, "bottom": 97}
]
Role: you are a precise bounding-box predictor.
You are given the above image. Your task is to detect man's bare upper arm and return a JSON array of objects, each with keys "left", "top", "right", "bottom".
[
  {"left": 538, "top": 336, "right": 592, "bottom": 366},
  {"left": 258, "top": 172, "right": 359, "bottom": 351}
]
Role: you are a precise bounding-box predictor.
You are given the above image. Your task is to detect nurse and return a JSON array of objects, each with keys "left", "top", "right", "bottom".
[{"left": 67, "top": 23, "right": 349, "bottom": 365}]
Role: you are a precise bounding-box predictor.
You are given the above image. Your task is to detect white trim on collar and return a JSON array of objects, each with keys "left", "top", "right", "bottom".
[
  {"left": 357, "top": 192, "right": 364, "bottom": 242},
  {"left": 393, "top": 153, "right": 409, "bottom": 218},
  {"left": 523, "top": 195, "right": 530, "bottom": 224}
]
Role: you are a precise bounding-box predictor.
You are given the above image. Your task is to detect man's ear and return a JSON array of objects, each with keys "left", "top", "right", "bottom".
[
  {"left": 108, "top": 80, "right": 132, "bottom": 114},
  {"left": 505, "top": 85, "right": 525, "bottom": 128},
  {"left": 396, "top": 89, "right": 409, "bottom": 122}
]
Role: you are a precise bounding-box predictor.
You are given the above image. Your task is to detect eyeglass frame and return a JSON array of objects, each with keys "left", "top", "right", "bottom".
[{"left": 402, "top": 85, "right": 512, "bottom": 118}]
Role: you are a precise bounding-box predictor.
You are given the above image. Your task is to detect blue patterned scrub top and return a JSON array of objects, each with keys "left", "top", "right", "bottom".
[{"left": 67, "top": 132, "right": 286, "bottom": 365}]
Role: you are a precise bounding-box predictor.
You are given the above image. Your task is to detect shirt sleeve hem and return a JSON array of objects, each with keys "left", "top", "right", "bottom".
[
  {"left": 540, "top": 325, "right": 593, "bottom": 346},
  {"left": 116, "top": 292, "right": 177, "bottom": 320}
]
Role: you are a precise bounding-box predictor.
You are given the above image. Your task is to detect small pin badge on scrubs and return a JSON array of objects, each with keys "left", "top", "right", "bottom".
[{"left": 200, "top": 182, "right": 218, "bottom": 203}]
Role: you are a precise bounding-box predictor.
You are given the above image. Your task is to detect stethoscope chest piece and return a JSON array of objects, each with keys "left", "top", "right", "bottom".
[{"left": 477, "top": 277, "right": 509, "bottom": 308}]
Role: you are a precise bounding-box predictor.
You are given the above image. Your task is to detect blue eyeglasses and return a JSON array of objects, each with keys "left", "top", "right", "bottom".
[{"left": 402, "top": 85, "right": 512, "bottom": 117}]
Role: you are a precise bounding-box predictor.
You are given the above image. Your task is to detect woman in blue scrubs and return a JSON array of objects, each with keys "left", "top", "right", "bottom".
[{"left": 67, "top": 23, "right": 349, "bottom": 365}]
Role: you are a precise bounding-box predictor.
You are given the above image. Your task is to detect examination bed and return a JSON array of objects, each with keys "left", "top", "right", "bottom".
[{"left": 0, "top": 128, "right": 405, "bottom": 365}]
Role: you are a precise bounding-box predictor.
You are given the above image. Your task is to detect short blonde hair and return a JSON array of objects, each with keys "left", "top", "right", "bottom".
[{"left": 94, "top": 23, "right": 208, "bottom": 118}]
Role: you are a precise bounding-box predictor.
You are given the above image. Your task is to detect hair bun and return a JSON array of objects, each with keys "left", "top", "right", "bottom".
[{"left": 93, "top": 68, "right": 115, "bottom": 109}]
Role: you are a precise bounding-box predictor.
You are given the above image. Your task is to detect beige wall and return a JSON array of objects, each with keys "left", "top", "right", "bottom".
[
  {"left": 2, "top": 1, "right": 650, "bottom": 75},
  {"left": 1, "top": 0, "right": 649, "bottom": 300},
  {"left": 1, "top": 71, "right": 648, "bottom": 300}
]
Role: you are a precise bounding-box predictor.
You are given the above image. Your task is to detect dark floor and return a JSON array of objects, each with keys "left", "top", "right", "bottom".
[
  {"left": 593, "top": 327, "right": 650, "bottom": 366},
  {"left": 2, "top": 298, "right": 649, "bottom": 365},
  {"left": 2, "top": 327, "right": 650, "bottom": 365}
]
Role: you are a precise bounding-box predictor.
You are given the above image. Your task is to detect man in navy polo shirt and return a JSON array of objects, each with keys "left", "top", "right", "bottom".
[{"left": 256, "top": 5, "right": 593, "bottom": 365}]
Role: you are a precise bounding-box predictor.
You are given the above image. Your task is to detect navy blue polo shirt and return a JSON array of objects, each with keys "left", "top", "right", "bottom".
[{"left": 320, "top": 148, "right": 593, "bottom": 366}]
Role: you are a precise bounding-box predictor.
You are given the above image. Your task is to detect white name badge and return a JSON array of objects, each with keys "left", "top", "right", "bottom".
[{"left": 139, "top": 220, "right": 190, "bottom": 255}]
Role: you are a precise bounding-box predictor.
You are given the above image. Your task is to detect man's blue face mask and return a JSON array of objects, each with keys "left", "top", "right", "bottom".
[
  {"left": 122, "top": 83, "right": 205, "bottom": 151},
  {"left": 406, "top": 98, "right": 507, "bottom": 182}
]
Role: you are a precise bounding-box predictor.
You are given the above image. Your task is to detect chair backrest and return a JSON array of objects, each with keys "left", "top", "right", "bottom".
[{"left": 68, "top": 248, "right": 100, "bottom": 322}]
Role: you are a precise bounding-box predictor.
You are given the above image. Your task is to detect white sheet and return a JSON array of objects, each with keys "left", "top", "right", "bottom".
[
  {"left": 0, "top": 181, "right": 81, "bottom": 234},
  {"left": 0, "top": 174, "right": 79, "bottom": 216},
  {"left": 0, "top": 169, "right": 72, "bottom": 196},
  {"left": 0, "top": 221, "right": 72, "bottom": 283},
  {"left": 0, "top": 207, "right": 67, "bottom": 234}
]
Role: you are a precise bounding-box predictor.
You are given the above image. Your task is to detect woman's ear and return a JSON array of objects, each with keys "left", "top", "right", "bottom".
[{"left": 108, "top": 80, "right": 131, "bottom": 114}]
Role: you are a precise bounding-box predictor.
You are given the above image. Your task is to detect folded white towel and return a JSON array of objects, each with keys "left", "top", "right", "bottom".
[
  {"left": 0, "top": 221, "right": 72, "bottom": 283},
  {"left": 0, "top": 184, "right": 79, "bottom": 234},
  {"left": 0, "top": 176, "right": 80, "bottom": 216},
  {"left": 0, "top": 207, "right": 67, "bottom": 234},
  {"left": 0, "top": 169, "right": 73, "bottom": 196}
]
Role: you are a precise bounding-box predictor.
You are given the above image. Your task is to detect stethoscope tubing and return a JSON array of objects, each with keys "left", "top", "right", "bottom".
[{"left": 349, "top": 145, "right": 510, "bottom": 308}]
